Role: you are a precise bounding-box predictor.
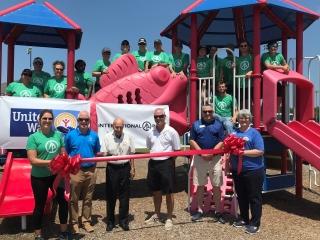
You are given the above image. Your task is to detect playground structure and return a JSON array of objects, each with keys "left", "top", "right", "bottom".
[{"left": 0, "top": 0, "right": 320, "bottom": 230}]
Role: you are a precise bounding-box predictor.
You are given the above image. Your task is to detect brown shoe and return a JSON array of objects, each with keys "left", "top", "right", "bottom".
[
  {"left": 72, "top": 224, "right": 80, "bottom": 234},
  {"left": 83, "top": 222, "right": 94, "bottom": 233}
]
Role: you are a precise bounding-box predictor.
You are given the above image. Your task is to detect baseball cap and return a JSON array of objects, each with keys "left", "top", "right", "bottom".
[
  {"left": 154, "top": 39, "right": 162, "bottom": 44},
  {"left": 121, "top": 40, "right": 130, "bottom": 45},
  {"left": 138, "top": 37, "right": 147, "bottom": 44},
  {"left": 101, "top": 47, "right": 111, "bottom": 53},
  {"left": 33, "top": 57, "right": 43, "bottom": 64}
]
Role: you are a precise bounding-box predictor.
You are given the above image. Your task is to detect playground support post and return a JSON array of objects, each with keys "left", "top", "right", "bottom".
[
  {"left": 66, "top": 31, "right": 75, "bottom": 99},
  {"left": 7, "top": 41, "right": 14, "bottom": 85},
  {"left": 295, "top": 13, "right": 303, "bottom": 198},
  {"left": 253, "top": 5, "right": 261, "bottom": 128},
  {"left": 190, "top": 14, "right": 198, "bottom": 124}
]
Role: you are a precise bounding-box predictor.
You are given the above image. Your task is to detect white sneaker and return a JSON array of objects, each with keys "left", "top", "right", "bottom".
[
  {"left": 145, "top": 214, "right": 160, "bottom": 225},
  {"left": 165, "top": 219, "right": 173, "bottom": 231}
]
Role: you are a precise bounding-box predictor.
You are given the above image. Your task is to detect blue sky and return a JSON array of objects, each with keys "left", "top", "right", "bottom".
[{"left": 0, "top": 0, "right": 319, "bottom": 92}]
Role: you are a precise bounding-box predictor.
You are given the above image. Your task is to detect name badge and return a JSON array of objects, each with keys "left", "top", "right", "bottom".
[{"left": 199, "top": 125, "right": 205, "bottom": 128}]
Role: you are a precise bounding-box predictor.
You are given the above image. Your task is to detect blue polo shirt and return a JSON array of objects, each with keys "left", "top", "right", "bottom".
[
  {"left": 65, "top": 128, "right": 101, "bottom": 168},
  {"left": 190, "top": 118, "right": 225, "bottom": 149},
  {"left": 231, "top": 127, "right": 264, "bottom": 172}
]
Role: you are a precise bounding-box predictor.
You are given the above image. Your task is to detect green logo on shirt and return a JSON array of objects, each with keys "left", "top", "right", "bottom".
[
  {"left": 20, "top": 90, "right": 32, "bottom": 97},
  {"left": 225, "top": 60, "right": 233, "bottom": 69},
  {"left": 197, "top": 62, "right": 207, "bottom": 70},
  {"left": 54, "top": 83, "right": 65, "bottom": 93},
  {"left": 45, "top": 140, "right": 58, "bottom": 153},
  {"left": 175, "top": 59, "right": 182, "bottom": 68},
  {"left": 240, "top": 61, "right": 250, "bottom": 71}
]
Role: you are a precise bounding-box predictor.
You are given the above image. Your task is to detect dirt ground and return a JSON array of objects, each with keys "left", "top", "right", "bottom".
[{"left": 0, "top": 158, "right": 319, "bottom": 240}]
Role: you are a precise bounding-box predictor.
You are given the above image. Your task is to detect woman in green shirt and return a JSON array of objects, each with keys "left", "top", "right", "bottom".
[{"left": 26, "top": 109, "right": 69, "bottom": 240}]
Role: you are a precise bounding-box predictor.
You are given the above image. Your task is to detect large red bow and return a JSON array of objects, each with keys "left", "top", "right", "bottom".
[
  {"left": 49, "top": 153, "right": 81, "bottom": 201},
  {"left": 223, "top": 135, "right": 245, "bottom": 174}
]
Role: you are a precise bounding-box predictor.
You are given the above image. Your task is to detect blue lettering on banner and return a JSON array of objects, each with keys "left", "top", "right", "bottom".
[{"left": 10, "top": 108, "right": 41, "bottom": 136}]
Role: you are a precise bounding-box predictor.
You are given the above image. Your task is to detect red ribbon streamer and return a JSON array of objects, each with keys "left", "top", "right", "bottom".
[{"left": 49, "top": 135, "right": 245, "bottom": 200}]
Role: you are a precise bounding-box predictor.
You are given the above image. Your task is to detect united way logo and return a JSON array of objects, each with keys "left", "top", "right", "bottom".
[
  {"left": 45, "top": 140, "right": 59, "bottom": 153},
  {"left": 54, "top": 83, "right": 66, "bottom": 93},
  {"left": 20, "top": 90, "right": 32, "bottom": 97},
  {"left": 54, "top": 112, "right": 77, "bottom": 129},
  {"left": 240, "top": 61, "right": 250, "bottom": 71},
  {"left": 217, "top": 101, "right": 227, "bottom": 110},
  {"left": 33, "top": 77, "right": 43, "bottom": 86},
  {"left": 139, "top": 56, "right": 146, "bottom": 62}
]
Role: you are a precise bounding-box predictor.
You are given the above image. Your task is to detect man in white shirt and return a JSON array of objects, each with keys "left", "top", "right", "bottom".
[
  {"left": 101, "top": 118, "right": 135, "bottom": 232},
  {"left": 145, "top": 108, "right": 180, "bottom": 231}
]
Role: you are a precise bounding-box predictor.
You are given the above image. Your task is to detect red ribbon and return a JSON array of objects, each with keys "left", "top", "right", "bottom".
[
  {"left": 49, "top": 135, "right": 245, "bottom": 200},
  {"left": 223, "top": 134, "right": 245, "bottom": 174}
]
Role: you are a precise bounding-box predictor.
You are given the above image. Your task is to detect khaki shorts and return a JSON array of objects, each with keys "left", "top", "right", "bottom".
[{"left": 193, "top": 154, "right": 223, "bottom": 187}]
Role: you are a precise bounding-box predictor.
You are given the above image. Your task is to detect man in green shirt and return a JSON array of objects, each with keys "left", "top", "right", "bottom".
[
  {"left": 44, "top": 61, "right": 67, "bottom": 99},
  {"left": 147, "top": 39, "right": 173, "bottom": 72},
  {"left": 92, "top": 47, "right": 111, "bottom": 92},
  {"left": 196, "top": 45, "right": 212, "bottom": 78},
  {"left": 32, "top": 57, "right": 51, "bottom": 95},
  {"left": 172, "top": 41, "right": 189, "bottom": 75},
  {"left": 132, "top": 37, "right": 151, "bottom": 71},
  {"left": 6, "top": 69, "right": 41, "bottom": 97},
  {"left": 209, "top": 46, "right": 221, "bottom": 82},
  {"left": 112, "top": 40, "right": 131, "bottom": 62},
  {"left": 214, "top": 81, "right": 238, "bottom": 134},
  {"left": 261, "top": 41, "right": 289, "bottom": 73},
  {"left": 74, "top": 59, "right": 94, "bottom": 98},
  {"left": 221, "top": 44, "right": 236, "bottom": 94}
]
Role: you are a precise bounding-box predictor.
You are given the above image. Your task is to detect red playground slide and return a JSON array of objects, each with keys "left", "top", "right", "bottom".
[{"left": 263, "top": 70, "right": 320, "bottom": 170}]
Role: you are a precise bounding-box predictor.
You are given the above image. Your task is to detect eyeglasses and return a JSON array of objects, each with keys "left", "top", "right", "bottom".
[
  {"left": 55, "top": 68, "right": 64, "bottom": 71},
  {"left": 202, "top": 110, "right": 213, "bottom": 114},
  {"left": 103, "top": 52, "right": 111, "bottom": 55},
  {"left": 34, "top": 62, "right": 43, "bottom": 66},
  {"left": 42, "top": 117, "right": 53, "bottom": 121},
  {"left": 240, "top": 44, "right": 247, "bottom": 48},
  {"left": 78, "top": 118, "right": 90, "bottom": 122},
  {"left": 139, "top": 43, "right": 146, "bottom": 46},
  {"left": 154, "top": 115, "right": 165, "bottom": 119}
]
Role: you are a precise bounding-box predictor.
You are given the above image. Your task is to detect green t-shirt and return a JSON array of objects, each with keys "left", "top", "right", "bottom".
[
  {"left": 236, "top": 54, "right": 253, "bottom": 87},
  {"left": 6, "top": 81, "right": 41, "bottom": 97},
  {"left": 215, "top": 94, "right": 236, "bottom": 117},
  {"left": 148, "top": 51, "right": 171, "bottom": 66},
  {"left": 26, "top": 130, "right": 64, "bottom": 177},
  {"left": 112, "top": 53, "right": 126, "bottom": 62},
  {"left": 74, "top": 71, "right": 94, "bottom": 96},
  {"left": 261, "top": 52, "right": 285, "bottom": 71},
  {"left": 221, "top": 56, "right": 236, "bottom": 85},
  {"left": 92, "top": 59, "right": 111, "bottom": 83},
  {"left": 172, "top": 52, "right": 190, "bottom": 73},
  {"left": 32, "top": 70, "right": 51, "bottom": 94},
  {"left": 196, "top": 56, "right": 212, "bottom": 78},
  {"left": 44, "top": 76, "right": 67, "bottom": 99},
  {"left": 132, "top": 50, "right": 151, "bottom": 70}
]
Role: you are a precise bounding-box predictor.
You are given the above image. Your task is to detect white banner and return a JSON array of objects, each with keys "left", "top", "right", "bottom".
[
  {"left": 96, "top": 103, "right": 169, "bottom": 148},
  {"left": 0, "top": 96, "right": 90, "bottom": 149}
]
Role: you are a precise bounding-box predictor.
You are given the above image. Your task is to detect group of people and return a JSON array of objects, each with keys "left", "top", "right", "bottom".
[
  {"left": 26, "top": 107, "right": 180, "bottom": 239},
  {"left": 26, "top": 105, "right": 265, "bottom": 239}
]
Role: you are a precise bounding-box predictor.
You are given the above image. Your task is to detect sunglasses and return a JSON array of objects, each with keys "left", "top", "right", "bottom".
[
  {"left": 42, "top": 117, "right": 53, "bottom": 121},
  {"left": 34, "top": 62, "right": 43, "bottom": 65},
  {"left": 154, "top": 115, "right": 165, "bottom": 119},
  {"left": 139, "top": 43, "right": 146, "bottom": 45},
  {"left": 240, "top": 44, "right": 247, "bottom": 48},
  {"left": 202, "top": 110, "right": 213, "bottom": 114},
  {"left": 78, "top": 118, "right": 90, "bottom": 122},
  {"left": 55, "top": 68, "right": 64, "bottom": 71}
]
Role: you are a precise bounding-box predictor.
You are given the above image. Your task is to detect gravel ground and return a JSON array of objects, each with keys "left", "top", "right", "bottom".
[{"left": 0, "top": 158, "right": 319, "bottom": 240}]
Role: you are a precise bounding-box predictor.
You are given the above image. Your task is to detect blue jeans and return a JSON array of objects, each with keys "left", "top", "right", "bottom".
[{"left": 214, "top": 114, "right": 234, "bottom": 134}]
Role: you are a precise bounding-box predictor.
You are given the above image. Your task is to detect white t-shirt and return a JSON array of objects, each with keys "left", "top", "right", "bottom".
[
  {"left": 101, "top": 131, "right": 135, "bottom": 164},
  {"left": 146, "top": 125, "right": 180, "bottom": 160}
]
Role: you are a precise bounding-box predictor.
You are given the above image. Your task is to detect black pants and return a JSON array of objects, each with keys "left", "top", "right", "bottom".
[
  {"left": 31, "top": 175, "right": 68, "bottom": 230},
  {"left": 105, "top": 163, "right": 131, "bottom": 224},
  {"left": 232, "top": 168, "right": 265, "bottom": 227}
]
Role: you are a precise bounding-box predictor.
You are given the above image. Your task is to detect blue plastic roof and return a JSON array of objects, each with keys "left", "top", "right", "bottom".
[
  {"left": 0, "top": 2, "right": 82, "bottom": 49},
  {"left": 161, "top": 0, "right": 319, "bottom": 47}
]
